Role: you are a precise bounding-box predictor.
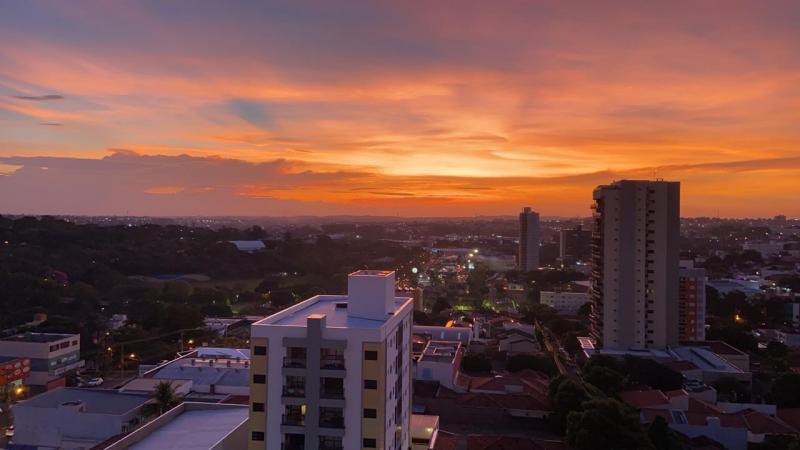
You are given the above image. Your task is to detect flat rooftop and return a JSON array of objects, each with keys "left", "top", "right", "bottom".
[
  {"left": 15, "top": 388, "right": 150, "bottom": 415},
  {"left": 1, "top": 332, "right": 75, "bottom": 343},
  {"left": 419, "top": 341, "right": 461, "bottom": 363},
  {"left": 256, "top": 295, "right": 411, "bottom": 329},
  {"left": 108, "top": 403, "right": 248, "bottom": 450},
  {"left": 145, "top": 348, "right": 251, "bottom": 388}
]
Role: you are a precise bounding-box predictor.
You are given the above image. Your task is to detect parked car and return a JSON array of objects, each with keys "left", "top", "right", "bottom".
[{"left": 78, "top": 377, "right": 104, "bottom": 387}]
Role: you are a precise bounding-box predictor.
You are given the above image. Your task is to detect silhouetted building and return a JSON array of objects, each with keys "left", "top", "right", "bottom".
[
  {"left": 679, "top": 260, "right": 707, "bottom": 341},
  {"left": 518, "top": 207, "right": 540, "bottom": 272},
  {"left": 559, "top": 225, "right": 592, "bottom": 265},
  {"left": 590, "top": 180, "right": 680, "bottom": 350}
]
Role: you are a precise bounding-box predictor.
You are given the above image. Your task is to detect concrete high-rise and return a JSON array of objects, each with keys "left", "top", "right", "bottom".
[
  {"left": 589, "top": 180, "right": 680, "bottom": 350},
  {"left": 518, "top": 207, "right": 540, "bottom": 272},
  {"left": 248, "top": 270, "right": 413, "bottom": 450},
  {"left": 679, "top": 260, "right": 707, "bottom": 341}
]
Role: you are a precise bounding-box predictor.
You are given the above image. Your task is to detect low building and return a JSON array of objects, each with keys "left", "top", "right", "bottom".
[
  {"left": 497, "top": 328, "right": 541, "bottom": 356},
  {"left": 413, "top": 325, "right": 472, "bottom": 345},
  {"left": 227, "top": 240, "right": 266, "bottom": 253},
  {"left": 410, "top": 414, "right": 439, "bottom": 450},
  {"left": 540, "top": 291, "right": 590, "bottom": 316},
  {"left": 204, "top": 317, "right": 252, "bottom": 337},
  {"left": 102, "top": 402, "right": 249, "bottom": 450},
  {"left": 140, "top": 347, "right": 250, "bottom": 401},
  {"left": 12, "top": 387, "right": 151, "bottom": 449},
  {"left": 0, "top": 356, "right": 30, "bottom": 400},
  {"left": 0, "top": 332, "right": 84, "bottom": 391},
  {"left": 414, "top": 340, "right": 463, "bottom": 389},
  {"left": 622, "top": 388, "right": 796, "bottom": 450}
]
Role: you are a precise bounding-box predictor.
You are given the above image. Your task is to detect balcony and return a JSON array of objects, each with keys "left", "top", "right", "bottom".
[
  {"left": 319, "top": 442, "right": 343, "bottom": 450},
  {"left": 320, "top": 388, "right": 344, "bottom": 400},
  {"left": 320, "top": 356, "right": 345, "bottom": 370},
  {"left": 282, "top": 414, "right": 305, "bottom": 427},
  {"left": 282, "top": 386, "right": 306, "bottom": 398},
  {"left": 319, "top": 413, "right": 345, "bottom": 429},
  {"left": 283, "top": 356, "right": 306, "bottom": 369}
]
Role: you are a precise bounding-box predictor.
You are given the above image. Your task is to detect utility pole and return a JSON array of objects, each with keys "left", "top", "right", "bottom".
[{"left": 120, "top": 343, "right": 124, "bottom": 380}]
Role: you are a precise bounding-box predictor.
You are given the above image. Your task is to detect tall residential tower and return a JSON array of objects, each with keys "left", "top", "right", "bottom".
[
  {"left": 590, "top": 180, "right": 681, "bottom": 350},
  {"left": 518, "top": 207, "right": 540, "bottom": 272},
  {"left": 248, "top": 270, "right": 413, "bottom": 450}
]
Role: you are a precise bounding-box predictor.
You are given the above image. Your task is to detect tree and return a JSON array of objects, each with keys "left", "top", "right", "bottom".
[
  {"left": 566, "top": 399, "right": 655, "bottom": 450},
  {"left": 713, "top": 376, "right": 751, "bottom": 402},
  {"left": 549, "top": 376, "right": 601, "bottom": 433},
  {"left": 769, "top": 373, "right": 800, "bottom": 407},
  {"left": 431, "top": 297, "right": 451, "bottom": 315},
  {"left": 268, "top": 289, "right": 295, "bottom": 309},
  {"left": 152, "top": 380, "right": 179, "bottom": 414},
  {"left": 622, "top": 356, "right": 683, "bottom": 391},
  {"left": 766, "top": 341, "right": 789, "bottom": 359},
  {"left": 461, "top": 352, "right": 492, "bottom": 374},
  {"left": 506, "top": 354, "right": 556, "bottom": 376},
  {"left": 647, "top": 416, "right": 682, "bottom": 450},
  {"left": 584, "top": 365, "right": 625, "bottom": 397},
  {"left": 521, "top": 303, "right": 558, "bottom": 325}
]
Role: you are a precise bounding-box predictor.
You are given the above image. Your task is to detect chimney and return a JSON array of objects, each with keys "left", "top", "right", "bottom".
[{"left": 347, "top": 270, "right": 396, "bottom": 321}]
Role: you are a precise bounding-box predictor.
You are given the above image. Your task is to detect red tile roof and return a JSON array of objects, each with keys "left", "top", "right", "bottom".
[{"left": 620, "top": 389, "right": 669, "bottom": 409}]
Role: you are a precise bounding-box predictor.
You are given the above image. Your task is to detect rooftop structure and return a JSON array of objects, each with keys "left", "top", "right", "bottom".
[
  {"left": 249, "top": 270, "right": 414, "bottom": 450},
  {"left": 0, "top": 332, "right": 74, "bottom": 343},
  {"left": 12, "top": 388, "right": 151, "bottom": 449},
  {"left": 103, "top": 402, "right": 249, "bottom": 450},
  {"left": 141, "top": 347, "right": 251, "bottom": 397}
]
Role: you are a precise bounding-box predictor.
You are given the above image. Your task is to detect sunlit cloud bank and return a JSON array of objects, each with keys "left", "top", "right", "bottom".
[{"left": 1, "top": 1, "right": 799, "bottom": 216}]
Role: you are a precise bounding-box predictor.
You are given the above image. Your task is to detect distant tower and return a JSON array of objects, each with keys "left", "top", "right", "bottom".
[
  {"left": 590, "top": 180, "right": 680, "bottom": 350},
  {"left": 519, "top": 207, "right": 540, "bottom": 272}
]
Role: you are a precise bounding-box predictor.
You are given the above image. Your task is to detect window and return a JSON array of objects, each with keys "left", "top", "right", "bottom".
[
  {"left": 363, "top": 408, "right": 377, "bottom": 418},
  {"left": 253, "top": 345, "right": 266, "bottom": 356},
  {"left": 253, "top": 374, "right": 266, "bottom": 384},
  {"left": 252, "top": 402, "right": 265, "bottom": 412},
  {"left": 60, "top": 342, "right": 70, "bottom": 349},
  {"left": 363, "top": 379, "right": 377, "bottom": 389},
  {"left": 363, "top": 438, "right": 377, "bottom": 448},
  {"left": 364, "top": 350, "right": 378, "bottom": 360},
  {"left": 71, "top": 340, "right": 78, "bottom": 346},
  {"left": 251, "top": 431, "right": 264, "bottom": 441}
]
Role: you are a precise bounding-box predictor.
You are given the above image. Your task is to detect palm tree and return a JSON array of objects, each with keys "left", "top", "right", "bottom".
[{"left": 152, "top": 380, "right": 178, "bottom": 414}]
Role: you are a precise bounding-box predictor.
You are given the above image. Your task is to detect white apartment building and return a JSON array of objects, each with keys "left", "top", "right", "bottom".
[
  {"left": 518, "top": 207, "right": 540, "bottom": 272},
  {"left": 540, "top": 291, "right": 590, "bottom": 315},
  {"left": 590, "top": 180, "right": 681, "bottom": 350},
  {"left": 248, "top": 270, "right": 413, "bottom": 450}
]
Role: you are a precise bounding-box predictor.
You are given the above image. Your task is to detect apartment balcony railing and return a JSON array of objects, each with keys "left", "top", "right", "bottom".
[
  {"left": 320, "top": 357, "right": 345, "bottom": 370},
  {"left": 319, "top": 415, "right": 345, "bottom": 429},
  {"left": 320, "top": 389, "right": 345, "bottom": 400},
  {"left": 282, "top": 443, "right": 304, "bottom": 450},
  {"left": 282, "top": 414, "right": 305, "bottom": 427},
  {"left": 319, "top": 443, "right": 343, "bottom": 450},
  {"left": 282, "top": 386, "right": 306, "bottom": 397},
  {"left": 283, "top": 356, "right": 306, "bottom": 368}
]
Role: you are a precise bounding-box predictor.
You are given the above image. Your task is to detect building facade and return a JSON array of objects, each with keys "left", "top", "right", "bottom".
[
  {"left": 590, "top": 180, "right": 681, "bottom": 350},
  {"left": 540, "top": 291, "right": 591, "bottom": 316},
  {"left": 248, "top": 270, "right": 413, "bottom": 450},
  {"left": 679, "top": 261, "right": 707, "bottom": 341},
  {"left": 0, "top": 332, "right": 84, "bottom": 390},
  {"left": 518, "top": 207, "right": 540, "bottom": 272},
  {"left": 0, "top": 356, "right": 30, "bottom": 400},
  {"left": 559, "top": 225, "right": 592, "bottom": 266}
]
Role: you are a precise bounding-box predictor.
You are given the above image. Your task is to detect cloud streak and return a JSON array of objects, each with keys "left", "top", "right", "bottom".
[{"left": 0, "top": 1, "right": 799, "bottom": 216}]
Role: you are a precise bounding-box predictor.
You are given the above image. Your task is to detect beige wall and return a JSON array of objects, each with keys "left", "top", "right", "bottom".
[
  {"left": 248, "top": 337, "right": 267, "bottom": 450},
  {"left": 362, "top": 341, "right": 385, "bottom": 450}
]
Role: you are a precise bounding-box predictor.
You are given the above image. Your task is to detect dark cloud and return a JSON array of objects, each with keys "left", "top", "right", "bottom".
[{"left": 13, "top": 94, "right": 64, "bottom": 101}]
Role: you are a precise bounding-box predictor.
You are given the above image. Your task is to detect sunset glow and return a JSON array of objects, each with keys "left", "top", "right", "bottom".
[{"left": 2, "top": 1, "right": 799, "bottom": 216}]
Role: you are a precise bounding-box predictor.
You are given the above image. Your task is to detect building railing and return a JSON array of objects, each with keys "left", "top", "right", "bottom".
[
  {"left": 282, "top": 386, "right": 306, "bottom": 397},
  {"left": 320, "top": 388, "right": 344, "bottom": 400},
  {"left": 283, "top": 356, "right": 306, "bottom": 368},
  {"left": 282, "top": 414, "right": 305, "bottom": 426},
  {"left": 320, "top": 357, "right": 345, "bottom": 370},
  {"left": 319, "top": 415, "right": 345, "bottom": 429}
]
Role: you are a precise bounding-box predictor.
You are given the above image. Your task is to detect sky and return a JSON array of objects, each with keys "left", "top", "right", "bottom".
[{"left": 1, "top": 1, "right": 799, "bottom": 217}]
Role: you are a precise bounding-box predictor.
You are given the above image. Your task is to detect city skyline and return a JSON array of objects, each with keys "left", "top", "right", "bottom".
[{"left": 2, "top": 1, "right": 800, "bottom": 217}]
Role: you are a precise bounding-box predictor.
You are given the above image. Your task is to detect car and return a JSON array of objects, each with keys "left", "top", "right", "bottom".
[
  {"left": 4, "top": 425, "right": 14, "bottom": 438},
  {"left": 79, "top": 377, "right": 104, "bottom": 387}
]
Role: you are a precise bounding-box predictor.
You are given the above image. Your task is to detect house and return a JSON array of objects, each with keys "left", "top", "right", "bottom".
[
  {"left": 433, "top": 432, "right": 566, "bottom": 450},
  {"left": 497, "top": 328, "right": 541, "bottom": 356},
  {"left": 414, "top": 340, "right": 463, "bottom": 389},
  {"left": 621, "top": 388, "right": 797, "bottom": 450},
  {"left": 12, "top": 388, "right": 151, "bottom": 449},
  {"left": 410, "top": 414, "right": 440, "bottom": 450}
]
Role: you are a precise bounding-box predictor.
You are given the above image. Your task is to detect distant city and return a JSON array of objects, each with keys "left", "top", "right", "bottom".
[{"left": 1, "top": 179, "right": 799, "bottom": 450}]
